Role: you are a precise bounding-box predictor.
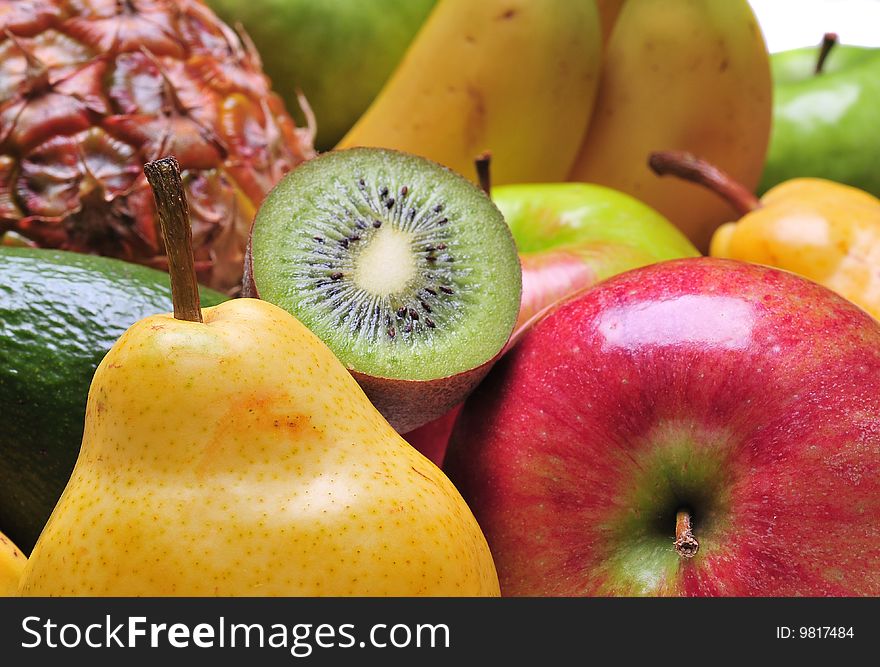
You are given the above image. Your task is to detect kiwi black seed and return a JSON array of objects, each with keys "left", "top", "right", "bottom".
[{"left": 248, "top": 148, "right": 522, "bottom": 383}]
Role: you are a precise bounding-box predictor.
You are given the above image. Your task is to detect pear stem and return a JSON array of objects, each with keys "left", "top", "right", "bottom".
[
  {"left": 648, "top": 151, "right": 761, "bottom": 217},
  {"left": 815, "top": 32, "right": 838, "bottom": 75},
  {"left": 674, "top": 509, "right": 699, "bottom": 559},
  {"left": 144, "top": 156, "right": 203, "bottom": 323},
  {"left": 475, "top": 151, "right": 492, "bottom": 196}
]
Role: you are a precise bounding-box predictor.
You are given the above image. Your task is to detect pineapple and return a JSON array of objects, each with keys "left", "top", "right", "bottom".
[{"left": 0, "top": 0, "right": 315, "bottom": 292}]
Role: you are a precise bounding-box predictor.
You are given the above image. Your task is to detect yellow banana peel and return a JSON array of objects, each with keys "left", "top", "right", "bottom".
[{"left": 338, "top": 0, "right": 602, "bottom": 185}]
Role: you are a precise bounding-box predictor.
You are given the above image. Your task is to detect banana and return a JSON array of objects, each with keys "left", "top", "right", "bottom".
[
  {"left": 337, "top": 0, "right": 602, "bottom": 185},
  {"left": 568, "top": 0, "right": 772, "bottom": 251}
]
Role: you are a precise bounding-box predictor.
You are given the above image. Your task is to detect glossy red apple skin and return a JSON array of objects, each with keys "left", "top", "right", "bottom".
[{"left": 444, "top": 258, "right": 880, "bottom": 596}]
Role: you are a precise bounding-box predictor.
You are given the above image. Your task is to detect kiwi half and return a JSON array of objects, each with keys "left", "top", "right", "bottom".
[{"left": 245, "top": 148, "right": 522, "bottom": 432}]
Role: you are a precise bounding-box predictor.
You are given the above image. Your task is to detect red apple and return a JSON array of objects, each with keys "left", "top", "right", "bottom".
[
  {"left": 444, "top": 258, "right": 880, "bottom": 596},
  {"left": 402, "top": 404, "right": 461, "bottom": 467}
]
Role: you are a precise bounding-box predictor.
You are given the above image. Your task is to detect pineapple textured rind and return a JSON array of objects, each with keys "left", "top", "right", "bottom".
[{"left": 0, "top": 0, "right": 315, "bottom": 291}]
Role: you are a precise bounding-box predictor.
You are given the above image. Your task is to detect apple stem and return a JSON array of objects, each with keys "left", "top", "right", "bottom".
[
  {"left": 475, "top": 151, "right": 492, "bottom": 196},
  {"left": 143, "top": 156, "right": 203, "bottom": 323},
  {"left": 674, "top": 509, "right": 699, "bottom": 559},
  {"left": 815, "top": 32, "right": 838, "bottom": 75},
  {"left": 648, "top": 151, "right": 761, "bottom": 216}
]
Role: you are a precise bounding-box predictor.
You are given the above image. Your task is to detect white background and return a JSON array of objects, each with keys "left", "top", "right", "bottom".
[{"left": 749, "top": 0, "right": 880, "bottom": 51}]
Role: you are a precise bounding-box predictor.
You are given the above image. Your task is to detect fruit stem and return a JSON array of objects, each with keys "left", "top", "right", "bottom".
[
  {"left": 815, "top": 32, "right": 838, "bottom": 75},
  {"left": 674, "top": 509, "right": 699, "bottom": 559},
  {"left": 143, "top": 156, "right": 203, "bottom": 323},
  {"left": 648, "top": 151, "right": 761, "bottom": 216},
  {"left": 475, "top": 151, "right": 492, "bottom": 196}
]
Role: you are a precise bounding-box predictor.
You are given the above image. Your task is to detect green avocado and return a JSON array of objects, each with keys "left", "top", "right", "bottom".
[
  {"left": 759, "top": 42, "right": 880, "bottom": 195},
  {"left": 207, "top": 0, "right": 436, "bottom": 150},
  {"left": 0, "top": 248, "right": 228, "bottom": 552}
]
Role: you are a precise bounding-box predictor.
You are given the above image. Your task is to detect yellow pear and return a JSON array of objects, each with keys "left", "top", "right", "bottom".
[
  {"left": 594, "top": 0, "right": 624, "bottom": 48},
  {"left": 18, "top": 157, "right": 499, "bottom": 597},
  {"left": 0, "top": 529, "right": 25, "bottom": 596},
  {"left": 19, "top": 298, "right": 499, "bottom": 596},
  {"left": 568, "top": 0, "right": 772, "bottom": 251}
]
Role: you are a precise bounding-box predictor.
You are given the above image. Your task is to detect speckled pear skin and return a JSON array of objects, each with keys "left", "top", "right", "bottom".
[
  {"left": 18, "top": 299, "right": 499, "bottom": 596},
  {"left": 0, "top": 531, "right": 25, "bottom": 596}
]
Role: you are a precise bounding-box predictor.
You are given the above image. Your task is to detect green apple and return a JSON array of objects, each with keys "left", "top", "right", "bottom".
[
  {"left": 207, "top": 0, "right": 436, "bottom": 150},
  {"left": 493, "top": 183, "right": 699, "bottom": 336},
  {"left": 770, "top": 35, "right": 875, "bottom": 84},
  {"left": 759, "top": 35, "right": 880, "bottom": 196}
]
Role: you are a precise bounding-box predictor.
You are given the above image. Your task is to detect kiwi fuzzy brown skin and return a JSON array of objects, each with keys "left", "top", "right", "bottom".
[
  {"left": 351, "top": 359, "right": 497, "bottom": 434},
  {"left": 242, "top": 149, "right": 521, "bottom": 432}
]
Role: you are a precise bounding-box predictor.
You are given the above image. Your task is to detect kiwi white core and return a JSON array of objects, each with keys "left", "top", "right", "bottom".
[{"left": 353, "top": 226, "right": 416, "bottom": 296}]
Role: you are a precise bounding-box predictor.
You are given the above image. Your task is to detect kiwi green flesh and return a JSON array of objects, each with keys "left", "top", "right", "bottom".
[{"left": 250, "top": 148, "right": 522, "bottom": 381}]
